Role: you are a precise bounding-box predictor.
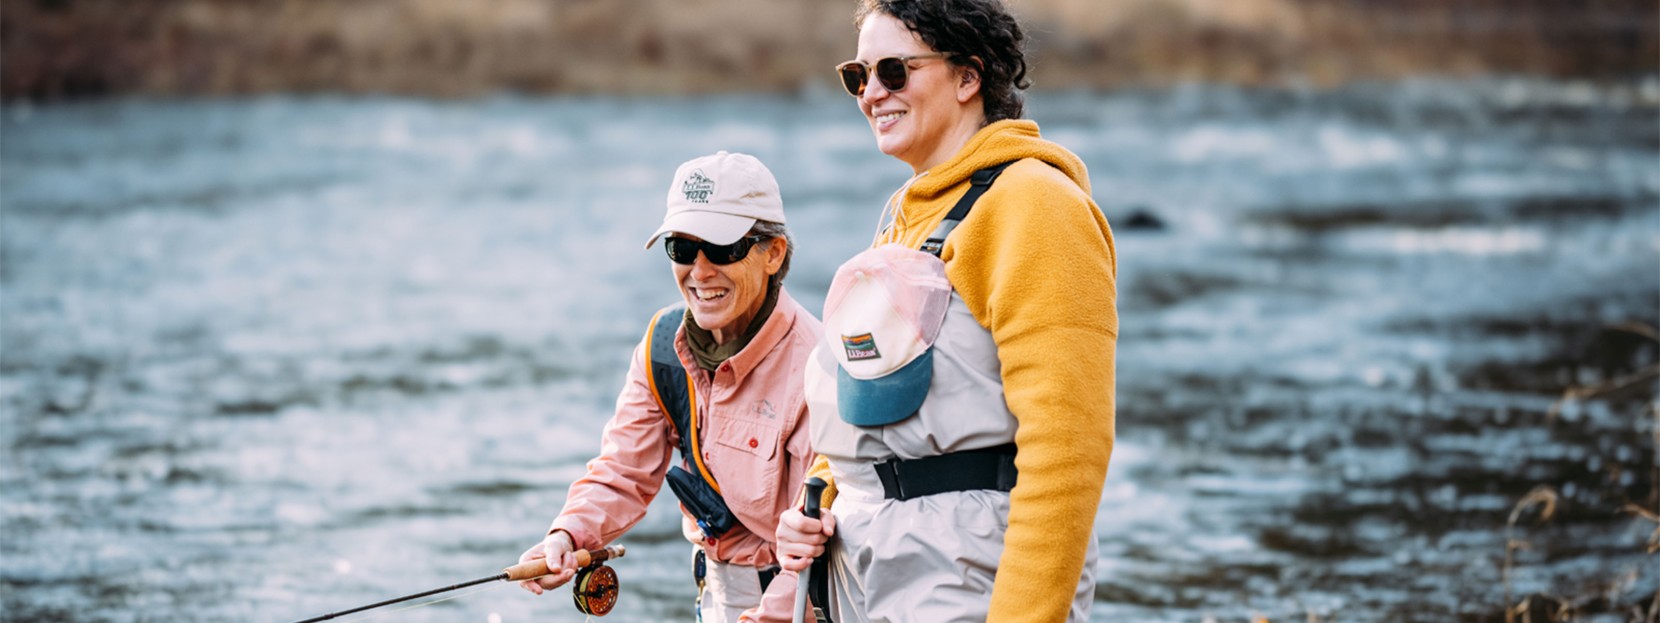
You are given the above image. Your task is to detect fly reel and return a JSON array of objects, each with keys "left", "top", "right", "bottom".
[
  {"left": 572, "top": 562, "right": 620, "bottom": 616},
  {"left": 563, "top": 545, "right": 625, "bottom": 617}
]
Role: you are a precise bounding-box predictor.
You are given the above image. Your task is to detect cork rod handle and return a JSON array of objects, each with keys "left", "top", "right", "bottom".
[{"left": 501, "top": 545, "right": 627, "bottom": 581}]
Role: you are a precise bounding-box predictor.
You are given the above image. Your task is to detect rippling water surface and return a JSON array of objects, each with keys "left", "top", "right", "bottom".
[{"left": 3, "top": 81, "right": 1657, "bottom": 622}]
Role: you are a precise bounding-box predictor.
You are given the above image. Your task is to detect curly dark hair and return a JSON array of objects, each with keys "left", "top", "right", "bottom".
[{"left": 854, "top": 0, "right": 1031, "bottom": 123}]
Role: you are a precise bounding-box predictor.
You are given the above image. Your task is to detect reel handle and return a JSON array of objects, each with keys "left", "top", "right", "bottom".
[{"left": 503, "top": 545, "right": 627, "bottom": 581}]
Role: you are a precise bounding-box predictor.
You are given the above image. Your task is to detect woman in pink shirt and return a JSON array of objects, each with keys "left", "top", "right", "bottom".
[{"left": 516, "top": 151, "right": 823, "bottom": 623}]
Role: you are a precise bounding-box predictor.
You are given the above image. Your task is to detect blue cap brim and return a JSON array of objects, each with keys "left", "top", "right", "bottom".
[{"left": 836, "top": 348, "right": 932, "bottom": 427}]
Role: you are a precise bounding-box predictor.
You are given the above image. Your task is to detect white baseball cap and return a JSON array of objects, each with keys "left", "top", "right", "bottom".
[
  {"left": 645, "top": 151, "right": 786, "bottom": 249},
  {"left": 821, "top": 244, "right": 952, "bottom": 426}
]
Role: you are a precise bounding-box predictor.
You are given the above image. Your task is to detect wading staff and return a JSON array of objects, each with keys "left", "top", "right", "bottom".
[
  {"left": 792, "top": 477, "right": 828, "bottom": 623},
  {"left": 291, "top": 545, "right": 625, "bottom": 623}
]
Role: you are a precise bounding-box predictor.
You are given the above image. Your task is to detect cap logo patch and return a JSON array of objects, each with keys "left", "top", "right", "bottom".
[
  {"left": 682, "top": 170, "right": 715, "bottom": 204},
  {"left": 842, "top": 333, "right": 881, "bottom": 360}
]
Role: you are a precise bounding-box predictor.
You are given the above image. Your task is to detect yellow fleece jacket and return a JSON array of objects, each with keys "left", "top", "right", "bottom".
[{"left": 809, "top": 119, "right": 1117, "bottom": 622}]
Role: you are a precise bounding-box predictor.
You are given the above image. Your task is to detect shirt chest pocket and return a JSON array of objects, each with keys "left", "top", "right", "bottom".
[
  {"left": 709, "top": 415, "right": 779, "bottom": 460},
  {"left": 705, "top": 416, "right": 783, "bottom": 512}
]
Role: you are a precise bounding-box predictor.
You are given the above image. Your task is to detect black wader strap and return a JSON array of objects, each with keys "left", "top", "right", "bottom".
[
  {"left": 920, "top": 161, "right": 1018, "bottom": 257},
  {"left": 647, "top": 305, "right": 693, "bottom": 450},
  {"left": 646, "top": 305, "right": 738, "bottom": 539},
  {"left": 873, "top": 443, "right": 1019, "bottom": 501}
]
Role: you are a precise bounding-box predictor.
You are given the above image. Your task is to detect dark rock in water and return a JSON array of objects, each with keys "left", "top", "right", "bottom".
[
  {"left": 1574, "top": 321, "right": 1659, "bottom": 384},
  {"left": 1118, "top": 208, "right": 1167, "bottom": 232}
]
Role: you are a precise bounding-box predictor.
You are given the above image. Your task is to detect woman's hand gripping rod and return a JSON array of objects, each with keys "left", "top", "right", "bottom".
[{"left": 502, "top": 545, "right": 624, "bottom": 582}]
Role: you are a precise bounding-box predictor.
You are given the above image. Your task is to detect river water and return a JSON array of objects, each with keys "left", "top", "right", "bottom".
[{"left": 2, "top": 80, "right": 1657, "bottom": 622}]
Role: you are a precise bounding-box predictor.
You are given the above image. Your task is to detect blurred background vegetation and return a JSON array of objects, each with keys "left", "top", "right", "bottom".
[{"left": 3, "top": 0, "right": 1657, "bottom": 100}]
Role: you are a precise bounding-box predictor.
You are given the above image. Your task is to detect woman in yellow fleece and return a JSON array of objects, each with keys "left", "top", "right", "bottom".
[{"left": 775, "top": 0, "right": 1117, "bottom": 621}]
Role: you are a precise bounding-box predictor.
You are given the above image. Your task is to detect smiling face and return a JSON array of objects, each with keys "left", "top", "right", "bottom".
[
  {"left": 854, "top": 12, "right": 984, "bottom": 174},
  {"left": 672, "top": 234, "right": 786, "bottom": 345}
]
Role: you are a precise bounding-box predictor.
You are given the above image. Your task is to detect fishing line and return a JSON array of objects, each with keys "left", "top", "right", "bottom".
[{"left": 324, "top": 581, "right": 512, "bottom": 623}]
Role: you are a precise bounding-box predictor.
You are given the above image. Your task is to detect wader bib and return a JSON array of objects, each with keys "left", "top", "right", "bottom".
[{"left": 803, "top": 163, "right": 1097, "bottom": 623}]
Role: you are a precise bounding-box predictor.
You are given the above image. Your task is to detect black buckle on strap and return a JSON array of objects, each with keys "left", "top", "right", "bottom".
[
  {"left": 919, "top": 160, "right": 1018, "bottom": 257},
  {"left": 873, "top": 443, "right": 1018, "bottom": 501}
]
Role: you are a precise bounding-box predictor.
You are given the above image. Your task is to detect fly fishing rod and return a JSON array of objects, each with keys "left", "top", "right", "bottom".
[{"left": 291, "top": 545, "right": 626, "bottom": 622}]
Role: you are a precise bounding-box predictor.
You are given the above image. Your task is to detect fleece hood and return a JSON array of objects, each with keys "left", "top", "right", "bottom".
[{"left": 905, "top": 119, "right": 1090, "bottom": 203}]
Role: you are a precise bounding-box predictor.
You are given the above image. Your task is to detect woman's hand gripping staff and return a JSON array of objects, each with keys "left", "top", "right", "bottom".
[
  {"left": 782, "top": 477, "right": 831, "bottom": 623},
  {"left": 776, "top": 479, "right": 835, "bottom": 572}
]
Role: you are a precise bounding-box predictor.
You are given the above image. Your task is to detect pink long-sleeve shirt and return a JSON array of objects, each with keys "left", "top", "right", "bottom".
[{"left": 549, "top": 288, "right": 821, "bottom": 622}]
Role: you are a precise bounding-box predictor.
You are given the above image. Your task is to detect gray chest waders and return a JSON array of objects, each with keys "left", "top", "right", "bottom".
[{"left": 869, "top": 161, "right": 1024, "bottom": 499}]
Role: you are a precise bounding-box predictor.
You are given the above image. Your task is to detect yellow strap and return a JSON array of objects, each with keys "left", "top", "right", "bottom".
[{"left": 685, "top": 372, "right": 720, "bottom": 494}]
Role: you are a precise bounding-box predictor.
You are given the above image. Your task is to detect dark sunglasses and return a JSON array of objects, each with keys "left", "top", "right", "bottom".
[
  {"left": 835, "top": 53, "right": 952, "bottom": 97},
  {"left": 664, "top": 235, "right": 769, "bottom": 266}
]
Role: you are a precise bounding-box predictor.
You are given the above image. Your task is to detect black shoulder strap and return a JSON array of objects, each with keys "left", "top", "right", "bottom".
[
  {"left": 646, "top": 305, "right": 742, "bottom": 540},
  {"left": 919, "top": 160, "right": 1018, "bottom": 257},
  {"left": 645, "top": 305, "right": 699, "bottom": 466}
]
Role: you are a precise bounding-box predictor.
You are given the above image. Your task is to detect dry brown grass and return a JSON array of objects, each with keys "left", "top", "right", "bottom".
[
  {"left": 1503, "top": 486, "right": 1559, "bottom": 623},
  {"left": 1638, "top": 399, "right": 1660, "bottom": 560},
  {"left": 1548, "top": 323, "right": 1660, "bottom": 424},
  {"left": 1503, "top": 319, "right": 1659, "bottom": 623},
  {"left": 2, "top": 0, "right": 1655, "bottom": 100}
]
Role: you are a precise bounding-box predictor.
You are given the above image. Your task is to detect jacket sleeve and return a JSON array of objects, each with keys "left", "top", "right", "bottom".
[
  {"left": 943, "top": 162, "right": 1118, "bottom": 623},
  {"left": 548, "top": 339, "right": 676, "bottom": 550}
]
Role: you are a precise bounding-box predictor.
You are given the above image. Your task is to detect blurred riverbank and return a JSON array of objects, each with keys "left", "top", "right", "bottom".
[{"left": 3, "top": 0, "right": 1657, "bottom": 101}]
